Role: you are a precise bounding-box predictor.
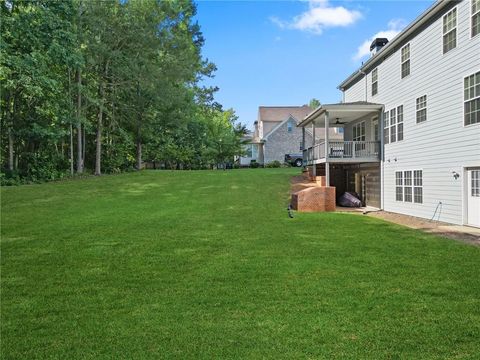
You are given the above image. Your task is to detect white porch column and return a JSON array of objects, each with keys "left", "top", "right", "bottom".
[
  {"left": 379, "top": 108, "right": 385, "bottom": 209},
  {"left": 324, "top": 111, "right": 330, "bottom": 186},
  {"left": 312, "top": 122, "right": 316, "bottom": 176}
]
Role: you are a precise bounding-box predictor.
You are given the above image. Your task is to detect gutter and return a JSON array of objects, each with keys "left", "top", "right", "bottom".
[{"left": 337, "top": 0, "right": 452, "bottom": 91}]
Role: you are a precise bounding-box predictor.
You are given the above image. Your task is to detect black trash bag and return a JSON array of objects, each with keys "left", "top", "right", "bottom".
[{"left": 338, "top": 192, "right": 362, "bottom": 207}]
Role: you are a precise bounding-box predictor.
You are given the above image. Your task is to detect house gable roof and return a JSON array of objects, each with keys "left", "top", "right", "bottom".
[
  {"left": 258, "top": 105, "right": 312, "bottom": 123},
  {"left": 263, "top": 115, "right": 299, "bottom": 141},
  {"left": 338, "top": 0, "right": 454, "bottom": 91}
]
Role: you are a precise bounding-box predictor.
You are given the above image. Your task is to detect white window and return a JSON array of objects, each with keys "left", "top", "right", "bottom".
[
  {"left": 416, "top": 95, "right": 427, "bottom": 123},
  {"left": 383, "top": 111, "right": 389, "bottom": 145},
  {"left": 397, "top": 105, "right": 404, "bottom": 141},
  {"left": 401, "top": 44, "right": 410, "bottom": 78},
  {"left": 390, "top": 108, "right": 397, "bottom": 143},
  {"left": 372, "top": 68, "right": 378, "bottom": 96},
  {"left": 404, "top": 171, "right": 413, "bottom": 202},
  {"left": 396, "top": 172, "right": 403, "bottom": 201},
  {"left": 472, "top": 0, "right": 480, "bottom": 37},
  {"left": 384, "top": 105, "right": 403, "bottom": 143},
  {"left": 443, "top": 8, "right": 457, "bottom": 54},
  {"left": 464, "top": 71, "right": 480, "bottom": 126},
  {"left": 472, "top": 170, "right": 480, "bottom": 197},
  {"left": 353, "top": 121, "right": 366, "bottom": 141},
  {"left": 396, "top": 170, "right": 422, "bottom": 203},
  {"left": 414, "top": 170, "right": 423, "bottom": 203}
]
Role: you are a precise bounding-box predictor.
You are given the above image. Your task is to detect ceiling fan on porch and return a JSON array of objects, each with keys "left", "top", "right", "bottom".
[{"left": 334, "top": 118, "right": 347, "bottom": 125}]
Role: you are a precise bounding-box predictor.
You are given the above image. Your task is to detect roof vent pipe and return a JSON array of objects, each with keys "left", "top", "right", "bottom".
[{"left": 370, "top": 38, "right": 389, "bottom": 57}]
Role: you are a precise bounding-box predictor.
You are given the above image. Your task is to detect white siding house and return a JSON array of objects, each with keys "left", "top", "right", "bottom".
[
  {"left": 300, "top": 0, "right": 479, "bottom": 226},
  {"left": 341, "top": 0, "right": 480, "bottom": 226}
]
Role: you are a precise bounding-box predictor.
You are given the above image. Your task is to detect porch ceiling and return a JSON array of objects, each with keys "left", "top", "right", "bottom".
[{"left": 298, "top": 102, "right": 384, "bottom": 127}]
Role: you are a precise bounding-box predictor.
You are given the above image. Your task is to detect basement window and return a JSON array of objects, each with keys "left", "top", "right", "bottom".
[
  {"left": 443, "top": 8, "right": 457, "bottom": 53},
  {"left": 395, "top": 172, "right": 403, "bottom": 201},
  {"left": 396, "top": 170, "right": 422, "bottom": 203},
  {"left": 404, "top": 171, "right": 413, "bottom": 202},
  {"left": 414, "top": 170, "right": 423, "bottom": 203}
]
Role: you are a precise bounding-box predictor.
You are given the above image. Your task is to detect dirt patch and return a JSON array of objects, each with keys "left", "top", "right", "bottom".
[{"left": 366, "top": 210, "right": 480, "bottom": 246}]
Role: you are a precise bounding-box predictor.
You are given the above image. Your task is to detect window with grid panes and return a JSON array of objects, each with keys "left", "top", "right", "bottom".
[
  {"left": 416, "top": 95, "right": 427, "bottom": 123},
  {"left": 443, "top": 8, "right": 457, "bottom": 53},
  {"left": 401, "top": 44, "right": 410, "bottom": 78}
]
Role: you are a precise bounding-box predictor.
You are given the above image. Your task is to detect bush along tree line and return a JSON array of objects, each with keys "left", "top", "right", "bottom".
[{"left": 0, "top": 0, "right": 247, "bottom": 185}]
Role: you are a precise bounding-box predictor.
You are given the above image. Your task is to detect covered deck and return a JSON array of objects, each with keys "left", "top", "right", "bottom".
[{"left": 298, "top": 101, "right": 384, "bottom": 181}]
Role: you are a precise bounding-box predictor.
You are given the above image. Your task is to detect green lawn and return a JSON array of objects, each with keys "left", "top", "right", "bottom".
[{"left": 1, "top": 169, "right": 480, "bottom": 359}]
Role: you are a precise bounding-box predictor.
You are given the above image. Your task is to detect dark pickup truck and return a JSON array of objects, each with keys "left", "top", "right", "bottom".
[{"left": 284, "top": 153, "right": 303, "bottom": 167}]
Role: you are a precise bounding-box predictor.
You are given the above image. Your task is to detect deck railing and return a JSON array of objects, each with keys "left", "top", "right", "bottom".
[{"left": 303, "top": 141, "right": 380, "bottom": 164}]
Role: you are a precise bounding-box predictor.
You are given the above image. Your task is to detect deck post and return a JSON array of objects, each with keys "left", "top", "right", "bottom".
[
  {"left": 312, "top": 122, "right": 316, "bottom": 176},
  {"left": 324, "top": 111, "right": 330, "bottom": 186},
  {"left": 380, "top": 108, "right": 385, "bottom": 209},
  {"left": 301, "top": 126, "right": 306, "bottom": 167},
  {"left": 302, "top": 126, "right": 305, "bottom": 151}
]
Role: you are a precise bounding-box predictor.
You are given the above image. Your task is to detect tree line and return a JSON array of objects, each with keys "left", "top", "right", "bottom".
[{"left": 0, "top": 0, "right": 246, "bottom": 184}]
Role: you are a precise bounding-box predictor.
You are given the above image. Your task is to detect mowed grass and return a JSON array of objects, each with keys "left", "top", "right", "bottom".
[{"left": 1, "top": 168, "right": 480, "bottom": 359}]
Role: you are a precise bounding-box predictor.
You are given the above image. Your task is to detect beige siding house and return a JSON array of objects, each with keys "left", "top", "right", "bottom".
[{"left": 248, "top": 106, "right": 342, "bottom": 165}]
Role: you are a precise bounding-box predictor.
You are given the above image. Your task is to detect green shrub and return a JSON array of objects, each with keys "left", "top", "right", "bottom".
[
  {"left": 250, "top": 161, "right": 260, "bottom": 168},
  {"left": 265, "top": 160, "right": 281, "bottom": 168}
]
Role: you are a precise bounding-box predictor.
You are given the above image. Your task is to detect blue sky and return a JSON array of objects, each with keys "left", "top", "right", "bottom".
[{"left": 195, "top": 0, "right": 433, "bottom": 128}]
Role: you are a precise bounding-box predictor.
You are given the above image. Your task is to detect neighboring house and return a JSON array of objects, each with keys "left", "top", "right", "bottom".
[
  {"left": 237, "top": 131, "right": 258, "bottom": 167},
  {"left": 299, "top": 0, "right": 480, "bottom": 227},
  {"left": 251, "top": 105, "right": 342, "bottom": 165}
]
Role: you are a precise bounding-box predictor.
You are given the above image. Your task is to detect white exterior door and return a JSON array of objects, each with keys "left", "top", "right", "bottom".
[{"left": 467, "top": 169, "right": 480, "bottom": 227}]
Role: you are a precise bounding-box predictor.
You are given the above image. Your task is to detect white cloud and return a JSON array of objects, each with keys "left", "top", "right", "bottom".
[
  {"left": 353, "top": 19, "right": 407, "bottom": 61},
  {"left": 270, "top": 0, "right": 362, "bottom": 35}
]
